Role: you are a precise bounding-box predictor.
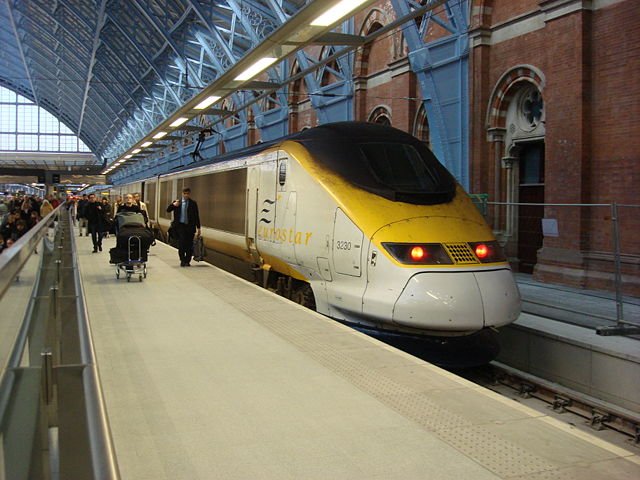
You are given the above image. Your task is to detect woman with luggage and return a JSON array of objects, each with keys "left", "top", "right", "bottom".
[{"left": 115, "top": 194, "right": 148, "bottom": 231}]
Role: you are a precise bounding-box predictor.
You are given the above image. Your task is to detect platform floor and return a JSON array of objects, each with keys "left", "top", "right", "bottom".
[{"left": 77, "top": 234, "right": 640, "bottom": 479}]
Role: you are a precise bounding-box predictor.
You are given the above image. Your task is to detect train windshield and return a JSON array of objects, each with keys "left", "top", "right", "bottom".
[
  {"left": 359, "top": 143, "right": 440, "bottom": 193},
  {"left": 292, "top": 122, "right": 457, "bottom": 205}
]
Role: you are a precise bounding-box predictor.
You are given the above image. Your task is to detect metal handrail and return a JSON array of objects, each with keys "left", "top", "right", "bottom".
[
  {"left": 0, "top": 208, "right": 120, "bottom": 479},
  {"left": 70, "top": 213, "right": 121, "bottom": 479},
  {"left": 0, "top": 204, "right": 61, "bottom": 301}
]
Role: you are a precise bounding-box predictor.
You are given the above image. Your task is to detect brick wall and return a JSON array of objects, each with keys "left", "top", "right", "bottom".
[{"left": 470, "top": 0, "right": 639, "bottom": 294}]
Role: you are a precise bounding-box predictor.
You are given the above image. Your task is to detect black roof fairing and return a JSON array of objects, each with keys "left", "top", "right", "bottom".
[
  {"left": 289, "top": 122, "right": 457, "bottom": 205},
  {"left": 172, "top": 122, "right": 457, "bottom": 205}
]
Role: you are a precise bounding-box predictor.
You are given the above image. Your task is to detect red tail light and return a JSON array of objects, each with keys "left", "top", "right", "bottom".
[{"left": 410, "top": 246, "right": 425, "bottom": 261}]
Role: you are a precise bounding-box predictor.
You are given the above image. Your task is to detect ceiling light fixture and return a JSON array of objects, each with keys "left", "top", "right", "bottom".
[
  {"left": 310, "top": 0, "right": 369, "bottom": 26},
  {"left": 234, "top": 57, "right": 278, "bottom": 81},
  {"left": 132, "top": 148, "right": 141, "bottom": 153},
  {"left": 141, "top": 141, "right": 153, "bottom": 147},
  {"left": 170, "top": 117, "right": 189, "bottom": 127},
  {"left": 153, "top": 131, "right": 167, "bottom": 139},
  {"left": 194, "top": 96, "right": 221, "bottom": 110},
  {"left": 124, "top": 154, "right": 132, "bottom": 159}
]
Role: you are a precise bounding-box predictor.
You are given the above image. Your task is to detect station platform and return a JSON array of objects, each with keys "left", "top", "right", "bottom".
[{"left": 77, "top": 235, "right": 640, "bottom": 479}]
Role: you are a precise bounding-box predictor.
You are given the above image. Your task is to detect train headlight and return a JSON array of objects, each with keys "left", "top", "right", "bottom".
[
  {"left": 468, "top": 241, "right": 506, "bottom": 263},
  {"left": 382, "top": 243, "right": 453, "bottom": 265}
]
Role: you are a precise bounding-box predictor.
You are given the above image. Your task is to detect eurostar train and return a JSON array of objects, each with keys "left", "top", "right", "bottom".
[{"left": 111, "top": 122, "right": 521, "bottom": 337}]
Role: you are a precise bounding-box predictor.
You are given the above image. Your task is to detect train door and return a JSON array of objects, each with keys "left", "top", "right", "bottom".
[
  {"left": 273, "top": 153, "right": 297, "bottom": 264},
  {"left": 332, "top": 209, "right": 363, "bottom": 277},
  {"left": 255, "top": 157, "right": 278, "bottom": 256},
  {"left": 246, "top": 167, "right": 260, "bottom": 264},
  {"left": 328, "top": 208, "right": 365, "bottom": 316}
]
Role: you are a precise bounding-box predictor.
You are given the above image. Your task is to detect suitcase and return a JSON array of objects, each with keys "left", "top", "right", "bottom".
[
  {"left": 109, "top": 247, "right": 129, "bottom": 264},
  {"left": 116, "top": 211, "right": 146, "bottom": 229},
  {"left": 116, "top": 227, "right": 154, "bottom": 250},
  {"left": 109, "top": 243, "right": 148, "bottom": 263}
]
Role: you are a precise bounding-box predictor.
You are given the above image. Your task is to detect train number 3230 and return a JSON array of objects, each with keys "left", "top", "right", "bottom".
[{"left": 336, "top": 240, "right": 352, "bottom": 250}]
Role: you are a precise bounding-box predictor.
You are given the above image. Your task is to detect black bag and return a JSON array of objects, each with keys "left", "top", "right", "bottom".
[
  {"left": 117, "top": 226, "right": 153, "bottom": 246},
  {"left": 116, "top": 211, "right": 146, "bottom": 229},
  {"left": 192, "top": 235, "right": 206, "bottom": 262},
  {"left": 167, "top": 222, "right": 178, "bottom": 248},
  {"left": 109, "top": 247, "right": 129, "bottom": 264}
]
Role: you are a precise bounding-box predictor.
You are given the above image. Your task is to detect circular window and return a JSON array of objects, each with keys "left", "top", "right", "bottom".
[{"left": 519, "top": 87, "right": 544, "bottom": 130}]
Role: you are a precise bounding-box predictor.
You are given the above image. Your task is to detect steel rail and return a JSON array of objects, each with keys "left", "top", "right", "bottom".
[
  {"left": 0, "top": 204, "right": 61, "bottom": 301},
  {"left": 481, "top": 361, "right": 640, "bottom": 444},
  {"left": 69, "top": 211, "right": 121, "bottom": 479}
]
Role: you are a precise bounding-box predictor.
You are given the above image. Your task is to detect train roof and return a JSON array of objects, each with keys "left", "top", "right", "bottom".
[
  {"left": 171, "top": 122, "right": 456, "bottom": 205},
  {"left": 173, "top": 122, "right": 420, "bottom": 171}
]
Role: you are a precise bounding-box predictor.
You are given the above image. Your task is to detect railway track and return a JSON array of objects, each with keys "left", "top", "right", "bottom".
[{"left": 459, "top": 361, "right": 640, "bottom": 448}]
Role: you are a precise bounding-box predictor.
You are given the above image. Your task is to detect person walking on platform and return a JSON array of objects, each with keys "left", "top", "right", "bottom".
[
  {"left": 167, "top": 188, "right": 201, "bottom": 267},
  {"left": 112, "top": 195, "right": 123, "bottom": 221},
  {"left": 101, "top": 197, "right": 113, "bottom": 237},
  {"left": 85, "top": 194, "right": 108, "bottom": 252},
  {"left": 77, "top": 194, "right": 89, "bottom": 236},
  {"left": 134, "top": 192, "right": 148, "bottom": 217}
]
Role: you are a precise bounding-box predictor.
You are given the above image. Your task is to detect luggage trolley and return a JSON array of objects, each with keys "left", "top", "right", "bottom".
[
  {"left": 110, "top": 211, "right": 152, "bottom": 282},
  {"left": 115, "top": 235, "right": 148, "bottom": 282}
]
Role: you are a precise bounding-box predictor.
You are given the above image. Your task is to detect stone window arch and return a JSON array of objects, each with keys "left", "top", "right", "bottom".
[
  {"left": 355, "top": 9, "right": 387, "bottom": 77},
  {"left": 368, "top": 106, "right": 392, "bottom": 125},
  {"left": 412, "top": 102, "right": 431, "bottom": 149},
  {"left": 486, "top": 65, "right": 545, "bottom": 131}
]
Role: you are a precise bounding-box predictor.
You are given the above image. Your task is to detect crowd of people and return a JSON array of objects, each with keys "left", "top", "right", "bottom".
[
  {"left": 75, "top": 192, "right": 148, "bottom": 253},
  {"left": 0, "top": 191, "right": 149, "bottom": 255},
  {"left": 0, "top": 194, "right": 63, "bottom": 254}
]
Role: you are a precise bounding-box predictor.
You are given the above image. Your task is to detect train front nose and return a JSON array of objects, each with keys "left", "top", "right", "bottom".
[{"left": 392, "top": 269, "right": 521, "bottom": 332}]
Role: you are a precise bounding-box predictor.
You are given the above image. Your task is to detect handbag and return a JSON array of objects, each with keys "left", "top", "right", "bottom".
[{"left": 192, "top": 235, "right": 206, "bottom": 261}]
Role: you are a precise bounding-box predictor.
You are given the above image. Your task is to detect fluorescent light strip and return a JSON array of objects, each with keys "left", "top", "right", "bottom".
[
  {"left": 170, "top": 117, "right": 188, "bottom": 127},
  {"left": 141, "top": 141, "right": 152, "bottom": 147},
  {"left": 194, "top": 96, "right": 221, "bottom": 110},
  {"left": 153, "top": 131, "right": 167, "bottom": 139},
  {"left": 132, "top": 148, "right": 141, "bottom": 153},
  {"left": 234, "top": 57, "right": 278, "bottom": 81},
  {"left": 124, "top": 154, "right": 132, "bottom": 159},
  {"left": 310, "top": 0, "right": 368, "bottom": 26}
]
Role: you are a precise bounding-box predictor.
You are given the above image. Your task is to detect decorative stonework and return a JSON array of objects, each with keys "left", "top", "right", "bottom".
[
  {"left": 368, "top": 105, "right": 392, "bottom": 125},
  {"left": 486, "top": 65, "right": 546, "bottom": 130}
]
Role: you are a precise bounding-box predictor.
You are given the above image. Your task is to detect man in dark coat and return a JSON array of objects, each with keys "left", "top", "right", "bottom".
[
  {"left": 166, "top": 188, "right": 201, "bottom": 267},
  {"left": 85, "top": 193, "right": 109, "bottom": 252}
]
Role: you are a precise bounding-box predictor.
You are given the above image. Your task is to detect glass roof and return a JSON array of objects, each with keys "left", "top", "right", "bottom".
[{"left": 0, "top": 0, "right": 310, "bottom": 162}]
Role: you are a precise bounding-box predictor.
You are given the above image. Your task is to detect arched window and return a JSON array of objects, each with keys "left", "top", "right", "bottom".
[
  {"left": 413, "top": 103, "right": 431, "bottom": 149},
  {"left": 368, "top": 106, "right": 392, "bottom": 126},
  {"left": 0, "top": 85, "right": 91, "bottom": 152}
]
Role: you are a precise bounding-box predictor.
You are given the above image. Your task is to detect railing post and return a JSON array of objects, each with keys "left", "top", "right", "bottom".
[
  {"left": 41, "top": 348, "right": 53, "bottom": 406},
  {"left": 610, "top": 202, "right": 624, "bottom": 323}
]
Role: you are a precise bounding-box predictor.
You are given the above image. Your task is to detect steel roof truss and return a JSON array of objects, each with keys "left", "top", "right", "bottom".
[{"left": 3, "top": 0, "right": 38, "bottom": 105}]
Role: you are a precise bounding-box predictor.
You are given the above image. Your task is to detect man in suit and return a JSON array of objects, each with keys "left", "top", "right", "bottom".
[{"left": 167, "top": 187, "right": 201, "bottom": 267}]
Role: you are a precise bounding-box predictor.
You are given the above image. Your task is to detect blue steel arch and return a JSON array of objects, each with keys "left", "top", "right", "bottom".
[
  {"left": 390, "top": 0, "right": 469, "bottom": 188},
  {"left": 2, "top": 0, "right": 470, "bottom": 184},
  {"left": 112, "top": 0, "right": 470, "bottom": 185}
]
